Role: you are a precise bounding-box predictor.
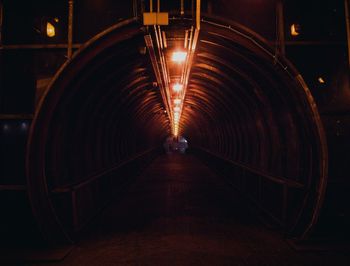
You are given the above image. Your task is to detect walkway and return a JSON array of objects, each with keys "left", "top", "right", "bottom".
[{"left": 41, "top": 154, "right": 348, "bottom": 265}]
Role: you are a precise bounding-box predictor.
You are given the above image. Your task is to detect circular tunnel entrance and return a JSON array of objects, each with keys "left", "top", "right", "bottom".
[{"left": 26, "top": 17, "right": 327, "bottom": 245}]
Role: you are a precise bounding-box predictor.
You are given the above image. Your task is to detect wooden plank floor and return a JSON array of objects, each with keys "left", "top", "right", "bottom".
[{"left": 36, "top": 154, "right": 349, "bottom": 265}]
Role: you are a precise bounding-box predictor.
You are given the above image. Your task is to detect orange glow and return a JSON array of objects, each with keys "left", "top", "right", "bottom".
[
  {"left": 318, "top": 77, "right": 325, "bottom": 84},
  {"left": 171, "top": 51, "right": 187, "bottom": 63},
  {"left": 291, "top": 24, "right": 300, "bottom": 36},
  {"left": 173, "top": 83, "right": 183, "bottom": 92},
  {"left": 174, "top": 98, "right": 181, "bottom": 105},
  {"left": 46, "top": 22, "right": 56, "bottom": 37}
]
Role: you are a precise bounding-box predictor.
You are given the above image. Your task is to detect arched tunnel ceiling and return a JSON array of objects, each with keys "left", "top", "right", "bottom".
[{"left": 26, "top": 17, "right": 327, "bottom": 243}]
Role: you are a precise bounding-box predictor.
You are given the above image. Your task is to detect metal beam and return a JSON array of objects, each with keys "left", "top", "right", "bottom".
[
  {"left": 196, "top": 0, "right": 201, "bottom": 30},
  {"left": 68, "top": 0, "right": 74, "bottom": 59},
  {"left": 276, "top": 0, "right": 285, "bottom": 56},
  {"left": 0, "top": 114, "right": 34, "bottom": 119},
  {"left": 0, "top": 44, "right": 82, "bottom": 50},
  {"left": 345, "top": 0, "right": 350, "bottom": 67},
  {"left": 0, "top": 1, "right": 3, "bottom": 45},
  {"left": 271, "top": 41, "right": 346, "bottom": 46},
  {"left": 133, "top": 0, "right": 138, "bottom": 18}
]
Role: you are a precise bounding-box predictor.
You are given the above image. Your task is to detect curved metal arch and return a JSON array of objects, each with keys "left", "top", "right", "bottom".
[
  {"left": 26, "top": 15, "right": 328, "bottom": 244},
  {"left": 182, "top": 17, "right": 328, "bottom": 239},
  {"left": 26, "top": 19, "right": 167, "bottom": 244}
]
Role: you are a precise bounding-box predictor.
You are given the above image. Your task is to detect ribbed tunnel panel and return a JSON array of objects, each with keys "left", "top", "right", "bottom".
[{"left": 25, "top": 17, "right": 327, "bottom": 245}]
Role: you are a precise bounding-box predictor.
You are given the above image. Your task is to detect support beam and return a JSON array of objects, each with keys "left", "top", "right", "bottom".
[
  {"left": 207, "top": 0, "right": 213, "bottom": 15},
  {"left": 68, "top": 0, "right": 74, "bottom": 59},
  {"left": 133, "top": 0, "right": 138, "bottom": 18},
  {"left": 345, "top": 0, "right": 350, "bottom": 67},
  {"left": 0, "top": 114, "right": 33, "bottom": 119},
  {"left": 1, "top": 44, "right": 82, "bottom": 50},
  {"left": 196, "top": 0, "right": 201, "bottom": 30},
  {"left": 276, "top": 0, "right": 285, "bottom": 56},
  {"left": 0, "top": 0, "right": 3, "bottom": 45}
]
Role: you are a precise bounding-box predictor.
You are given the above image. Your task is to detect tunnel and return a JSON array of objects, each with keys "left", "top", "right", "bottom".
[
  {"left": 24, "top": 16, "right": 328, "bottom": 245},
  {"left": 1, "top": 0, "right": 350, "bottom": 264}
]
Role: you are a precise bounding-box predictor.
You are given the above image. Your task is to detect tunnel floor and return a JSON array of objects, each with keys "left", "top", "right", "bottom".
[{"left": 37, "top": 154, "right": 348, "bottom": 265}]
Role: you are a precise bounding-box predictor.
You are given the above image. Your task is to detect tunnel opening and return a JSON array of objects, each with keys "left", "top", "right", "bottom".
[
  {"left": 163, "top": 135, "right": 189, "bottom": 154},
  {"left": 26, "top": 16, "right": 327, "bottom": 245}
]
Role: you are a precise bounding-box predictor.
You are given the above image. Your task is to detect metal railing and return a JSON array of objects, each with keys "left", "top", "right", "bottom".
[
  {"left": 51, "top": 147, "right": 159, "bottom": 232},
  {"left": 194, "top": 147, "right": 307, "bottom": 229}
]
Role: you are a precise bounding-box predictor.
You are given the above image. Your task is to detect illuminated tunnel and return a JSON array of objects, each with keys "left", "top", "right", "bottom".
[{"left": 26, "top": 17, "right": 327, "bottom": 245}]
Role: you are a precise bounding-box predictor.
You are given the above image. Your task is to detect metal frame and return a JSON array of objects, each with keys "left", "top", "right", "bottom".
[{"left": 25, "top": 14, "right": 328, "bottom": 243}]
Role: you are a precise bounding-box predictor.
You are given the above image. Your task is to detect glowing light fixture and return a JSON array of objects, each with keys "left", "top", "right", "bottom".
[
  {"left": 173, "top": 83, "right": 183, "bottom": 92},
  {"left": 46, "top": 22, "right": 56, "bottom": 37},
  {"left": 174, "top": 106, "right": 181, "bottom": 112},
  {"left": 174, "top": 98, "right": 181, "bottom": 105},
  {"left": 318, "top": 77, "right": 325, "bottom": 84},
  {"left": 291, "top": 24, "right": 300, "bottom": 36},
  {"left": 171, "top": 51, "right": 187, "bottom": 63}
]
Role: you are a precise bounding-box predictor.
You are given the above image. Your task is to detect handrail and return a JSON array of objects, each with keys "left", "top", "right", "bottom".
[
  {"left": 52, "top": 147, "right": 158, "bottom": 193},
  {"left": 196, "top": 147, "right": 305, "bottom": 189}
]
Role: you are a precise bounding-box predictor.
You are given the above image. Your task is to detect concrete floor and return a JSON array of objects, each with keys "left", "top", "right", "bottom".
[{"left": 35, "top": 154, "right": 350, "bottom": 265}]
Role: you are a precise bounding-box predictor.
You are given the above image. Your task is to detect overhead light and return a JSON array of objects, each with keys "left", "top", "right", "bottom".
[
  {"left": 291, "top": 24, "right": 300, "bottom": 36},
  {"left": 174, "top": 106, "right": 181, "bottom": 112},
  {"left": 174, "top": 98, "right": 181, "bottom": 105},
  {"left": 171, "top": 51, "right": 187, "bottom": 63},
  {"left": 318, "top": 77, "right": 325, "bottom": 84},
  {"left": 173, "top": 83, "right": 183, "bottom": 92},
  {"left": 46, "top": 22, "right": 56, "bottom": 37}
]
